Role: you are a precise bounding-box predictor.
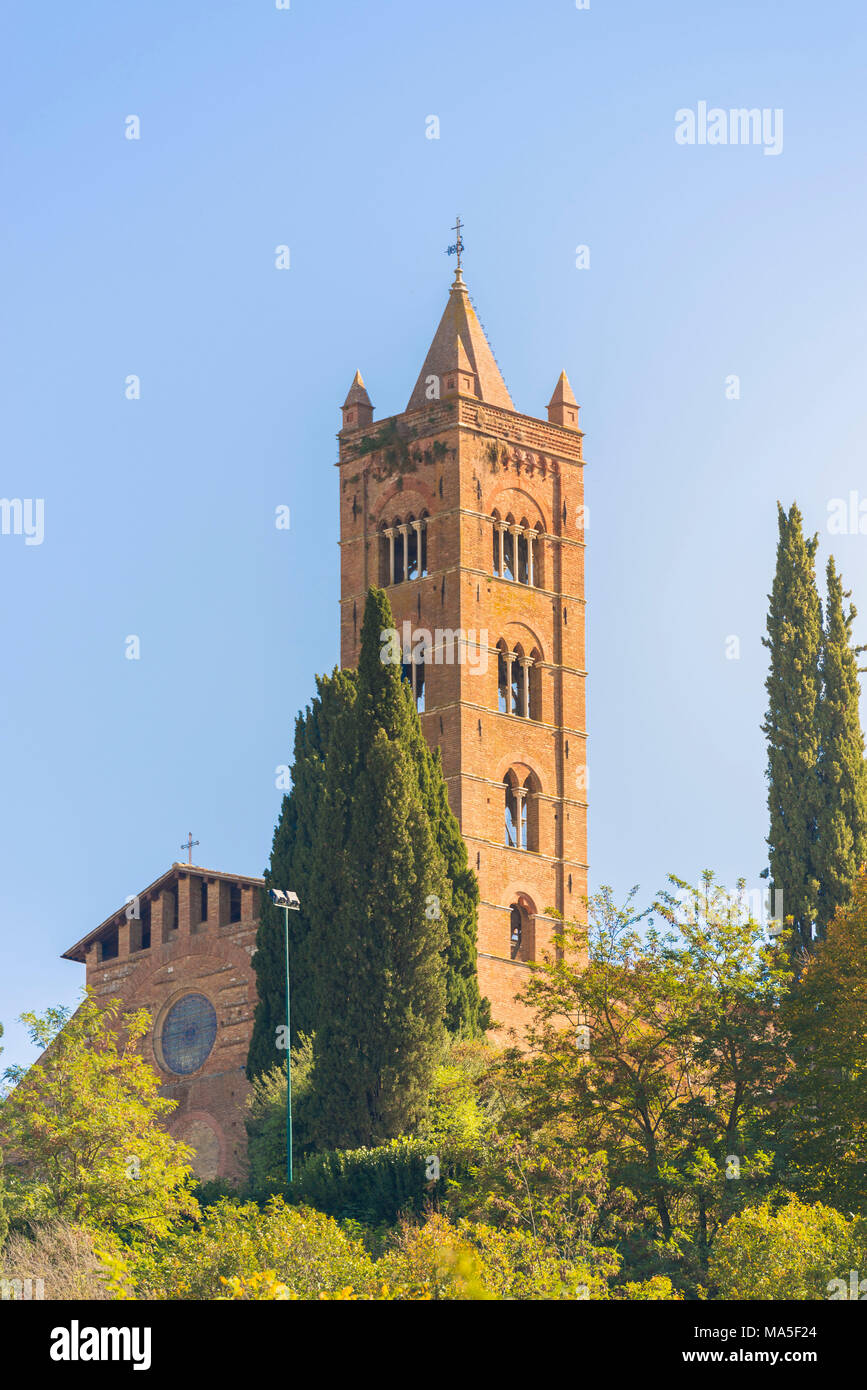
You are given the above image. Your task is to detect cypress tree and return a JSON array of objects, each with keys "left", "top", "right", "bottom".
[
  {"left": 815, "top": 557, "right": 867, "bottom": 936},
  {"left": 404, "top": 713, "right": 490, "bottom": 1036},
  {"left": 247, "top": 669, "right": 357, "bottom": 1079},
  {"left": 762, "top": 502, "right": 822, "bottom": 959},
  {"left": 307, "top": 588, "right": 448, "bottom": 1148}
]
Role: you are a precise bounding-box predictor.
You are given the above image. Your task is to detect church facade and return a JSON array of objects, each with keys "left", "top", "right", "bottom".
[
  {"left": 60, "top": 267, "right": 587, "bottom": 1177},
  {"left": 62, "top": 863, "right": 262, "bottom": 1182}
]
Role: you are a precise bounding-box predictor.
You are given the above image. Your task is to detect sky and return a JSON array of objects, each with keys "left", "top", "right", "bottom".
[{"left": 2, "top": 0, "right": 866, "bottom": 1070}]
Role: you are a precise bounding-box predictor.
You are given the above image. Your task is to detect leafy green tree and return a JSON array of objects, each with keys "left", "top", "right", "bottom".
[
  {"left": 0, "top": 995, "right": 198, "bottom": 1236},
  {"left": 245, "top": 1034, "right": 317, "bottom": 1191},
  {"left": 775, "top": 869, "right": 867, "bottom": 1211},
  {"left": 762, "top": 502, "right": 823, "bottom": 959},
  {"left": 116, "top": 1195, "right": 383, "bottom": 1300},
  {"left": 709, "top": 1197, "right": 867, "bottom": 1300},
  {"left": 307, "top": 588, "right": 449, "bottom": 1148},
  {"left": 498, "top": 878, "right": 792, "bottom": 1279},
  {"left": 815, "top": 557, "right": 867, "bottom": 937}
]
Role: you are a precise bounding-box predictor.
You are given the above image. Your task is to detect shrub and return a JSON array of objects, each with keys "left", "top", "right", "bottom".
[
  {"left": 124, "top": 1197, "right": 381, "bottom": 1300},
  {"left": 0, "top": 1220, "right": 117, "bottom": 1300},
  {"left": 287, "top": 1137, "right": 454, "bottom": 1226},
  {"left": 709, "top": 1197, "right": 867, "bottom": 1300}
]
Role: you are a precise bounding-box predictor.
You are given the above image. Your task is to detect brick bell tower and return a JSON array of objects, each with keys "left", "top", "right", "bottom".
[{"left": 337, "top": 262, "right": 587, "bottom": 1035}]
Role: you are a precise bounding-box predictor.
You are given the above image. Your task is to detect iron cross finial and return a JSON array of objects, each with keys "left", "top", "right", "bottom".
[
  {"left": 180, "top": 832, "right": 200, "bottom": 865},
  {"left": 447, "top": 216, "right": 464, "bottom": 270}
]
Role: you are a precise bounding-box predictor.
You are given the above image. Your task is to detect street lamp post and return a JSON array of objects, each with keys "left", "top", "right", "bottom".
[{"left": 269, "top": 887, "right": 300, "bottom": 1184}]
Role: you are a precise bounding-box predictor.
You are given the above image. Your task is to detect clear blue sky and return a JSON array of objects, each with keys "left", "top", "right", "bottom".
[{"left": 2, "top": 0, "right": 866, "bottom": 1070}]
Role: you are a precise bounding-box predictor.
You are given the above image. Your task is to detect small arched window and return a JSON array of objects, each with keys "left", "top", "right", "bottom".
[{"left": 510, "top": 902, "right": 536, "bottom": 962}]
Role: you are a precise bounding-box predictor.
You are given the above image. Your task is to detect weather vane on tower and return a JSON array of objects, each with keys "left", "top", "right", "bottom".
[{"left": 447, "top": 216, "right": 464, "bottom": 271}]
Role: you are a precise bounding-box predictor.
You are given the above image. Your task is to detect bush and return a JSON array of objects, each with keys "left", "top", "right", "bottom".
[
  {"left": 123, "top": 1197, "right": 382, "bottom": 1300},
  {"left": 0, "top": 1220, "right": 117, "bottom": 1300},
  {"left": 288, "top": 1137, "right": 454, "bottom": 1226},
  {"left": 709, "top": 1197, "right": 867, "bottom": 1300},
  {"left": 245, "top": 1039, "right": 318, "bottom": 1189}
]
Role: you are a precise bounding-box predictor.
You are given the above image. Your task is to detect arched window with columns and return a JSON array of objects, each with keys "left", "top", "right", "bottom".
[
  {"left": 504, "top": 769, "right": 539, "bottom": 850},
  {"left": 491, "top": 513, "right": 543, "bottom": 588},
  {"left": 380, "top": 514, "right": 429, "bottom": 586},
  {"left": 495, "top": 642, "right": 541, "bottom": 720}
]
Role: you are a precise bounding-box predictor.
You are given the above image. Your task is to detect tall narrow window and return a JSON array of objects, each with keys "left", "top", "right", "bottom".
[
  {"left": 380, "top": 527, "right": 392, "bottom": 586},
  {"left": 401, "top": 659, "right": 425, "bottom": 711},
  {"left": 498, "top": 647, "right": 508, "bottom": 713},
  {"left": 503, "top": 527, "right": 515, "bottom": 582},
  {"left": 415, "top": 660, "right": 425, "bottom": 712},
  {"left": 420, "top": 517, "right": 428, "bottom": 577},
  {"left": 529, "top": 653, "right": 542, "bottom": 722},
  {"left": 510, "top": 906, "right": 523, "bottom": 958},
  {"left": 407, "top": 518, "right": 419, "bottom": 580},
  {"left": 523, "top": 775, "right": 537, "bottom": 851},
  {"left": 505, "top": 778, "right": 518, "bottom": 848},
  {"left": 229, "top": 884, "right": 242, "bottom": 923},
  {"left": 394, "top": 527, "right": 405, "bottom": 584},
  {"left": 492, "top": 520, "right": 500, "bottom": 575},
  {"left": 200, "top": 879, "right": 208, "bottom": 925},
  {"left": 517, "top": 529, "right": 529, "bottom": 584}
]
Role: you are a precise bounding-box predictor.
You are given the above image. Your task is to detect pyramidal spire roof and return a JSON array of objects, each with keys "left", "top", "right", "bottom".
[
  {"left": 343, "top": 369, "right": 372, "bottom": 408},
  {"left": 406, "top": 270, "right": 514, "bottom": 412},
  {"left": 548, "top": 369, "right": 577, "bottom": 409}
]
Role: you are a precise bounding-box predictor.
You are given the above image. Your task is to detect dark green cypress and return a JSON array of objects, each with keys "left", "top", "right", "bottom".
[
  {"left": 246, "top": 669, "right": 357, "bottom": 1079},
  {"left": 406, "top": 721, "right": 489, "bottom": 1035},
  {"left": 307, "top": 588, "right": 448, "bottom": 1148},
  {"left": 815, "top": 557, "right": 867, "bottom": 936},
  {"left": 762, "top": 502, "right": 822, "bottom": 959}
]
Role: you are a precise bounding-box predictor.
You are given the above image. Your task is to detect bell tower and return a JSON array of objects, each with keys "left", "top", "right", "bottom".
[{"left": 337, "top": 265, "right": 587, "bottom": 1034}]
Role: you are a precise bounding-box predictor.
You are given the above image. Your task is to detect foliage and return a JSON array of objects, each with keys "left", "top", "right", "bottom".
[
  {"left": 762, "top": 501, "right": 823, "bottom": 959},
  {"left": 120, "top": 1196, "right": 383, "bottom": 1301},
  {"left": 0, "top": 995, "right": 199, "bottom": 1236},
  {"left": 496, "top": 879, "right": 792, "bottom": 1281},
  {"left": 248, "top": 669, "right": 358, "bottom": 1073},
  {"left": 1, "top": 1220, "right": 120, "bottom": 1300},
  {"left": 709, "top": 1197, "right": 867, "bottom": 1300},
  {"left": 815, "top": 556, "right": 867, "bottom": 937},
  {"left": 414, "top": 1039, "right": 497, "bottom": 1154},
  {"left": 249, "top": 585, "right": 489, "bottom": 1130},
  {"left": 245, "top": 1035, "right": 317, "bottom": 1191},
  {"left": 775, "top": 869, "right": 867, "bottom": 1212},
  {"left": 287, "top": 1137, "right": 446, "bottom": 1227},
  {"left": 307, "top": 588, "right": 449, "bottom": 1148}
]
